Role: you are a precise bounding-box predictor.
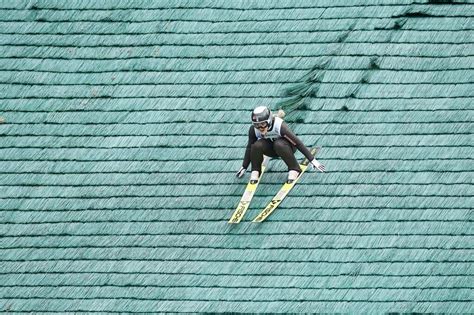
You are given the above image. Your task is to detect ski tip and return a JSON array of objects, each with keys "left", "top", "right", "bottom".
[{"left": 228, "top": 216, "right": 243, "bottom": 224}]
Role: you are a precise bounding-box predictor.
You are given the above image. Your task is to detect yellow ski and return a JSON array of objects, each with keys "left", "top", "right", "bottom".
[
  {"left": 252, "top": 147, "right": 319, "bottom": 223},
  {"left": 228, "top": 156, "right": 270, "bottom": 223}
]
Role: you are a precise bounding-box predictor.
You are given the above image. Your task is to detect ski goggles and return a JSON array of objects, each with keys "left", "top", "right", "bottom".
[{"left": 253, "top": 121, "right": 269, "bottom": 129}]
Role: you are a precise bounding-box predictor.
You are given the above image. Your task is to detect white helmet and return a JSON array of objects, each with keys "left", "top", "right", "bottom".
[{"left": 251, "top": 106, "right": 272, "bottom": 129}]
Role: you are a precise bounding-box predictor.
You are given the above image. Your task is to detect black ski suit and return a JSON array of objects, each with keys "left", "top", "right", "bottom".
[{"left": 242, "top": 118, "right": 314, "bottom": 174}]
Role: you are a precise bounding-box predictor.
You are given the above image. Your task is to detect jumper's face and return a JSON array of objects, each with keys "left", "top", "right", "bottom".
[
  {"left": 253, "top": 121, "right": 269, "bottom": 134},
  {"left": 258, "top": 126, "right": 268, "bottom": 135}
]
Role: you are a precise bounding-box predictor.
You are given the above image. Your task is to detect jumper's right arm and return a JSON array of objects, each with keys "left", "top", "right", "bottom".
[
  {"left": 242, "top": 127, "right": 257, "bottom": 169},
  {"left": 236, "top": 127, "right": 257, "bottom": 178}
]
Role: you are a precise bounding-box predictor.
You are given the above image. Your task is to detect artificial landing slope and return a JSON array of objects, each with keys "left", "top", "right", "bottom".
[{"left": 0, "top": 0, "right": 473, "bottom": 312}]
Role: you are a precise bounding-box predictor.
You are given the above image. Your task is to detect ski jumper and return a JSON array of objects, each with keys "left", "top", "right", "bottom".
[{"left": 242, "top": 117, "right": 315, "bottom": 174}]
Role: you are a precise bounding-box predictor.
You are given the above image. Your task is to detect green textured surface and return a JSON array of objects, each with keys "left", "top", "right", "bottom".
[{"left": 0, "top": 0, "right": 473, "bottom": 313}]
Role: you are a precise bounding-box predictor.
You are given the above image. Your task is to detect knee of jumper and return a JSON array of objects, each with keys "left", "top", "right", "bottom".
[{"left": 251, "top": 140, "right": 266, "bottom": 153}]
